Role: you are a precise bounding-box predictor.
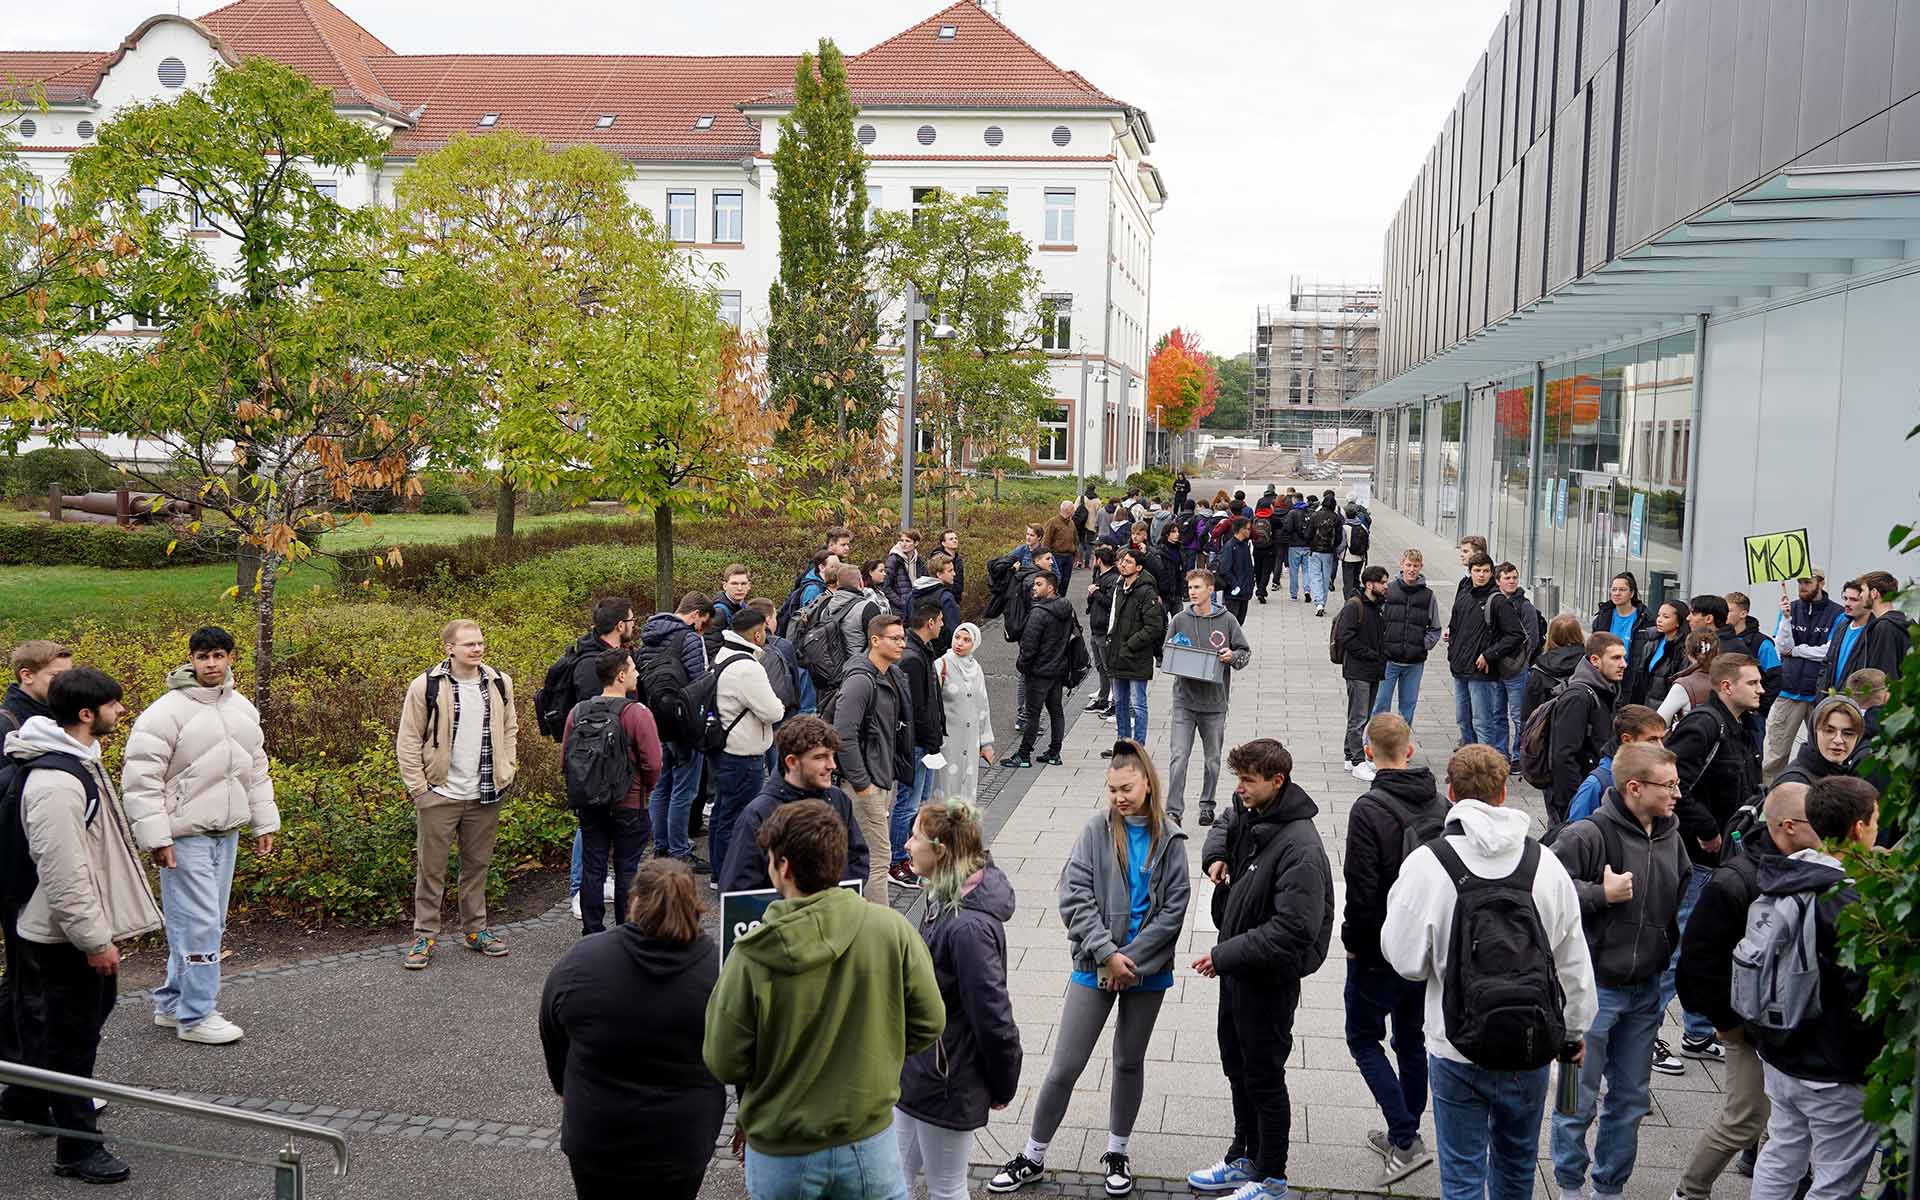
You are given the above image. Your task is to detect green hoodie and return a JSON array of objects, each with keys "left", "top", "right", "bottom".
[{"left": 703, "top": 885, "right": 944, "bottom": 1155}]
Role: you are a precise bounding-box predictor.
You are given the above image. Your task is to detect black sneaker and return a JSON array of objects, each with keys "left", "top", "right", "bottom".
[
  {"left": 54, "top": 1147, "right": 131, "bottom": 1185},
  {"left": 1198, "top": 801, "right": 1216, "bottom": 826},
  {"left": 1681, "top": 1034, "right": 1725, "bottom": 1062},
  {"left": 1652, "top": 1038, "right": 1686, "bottom": 1075},
  {"left": 679, "top": 854, "right": 712, "bottom": 875},
  {"left": 1005, "top": 754, "right": 1033, "bottom": 769},
  {"left": 988, "top": 1153, "right": 1045, "bottom": 1193},
  {"left": 1735, "top": 1146, "right": 1758, "bottom": 1177},
  {"left": 1101, "top": 1151, "right": 1135, "bottom": 1196},
  {"left": 1038, "top": 753, "right": 1064, "bottom": 766},
  {"left": 1085, "top": 696, "right": 1107, "bottom": 711},
  {"left": 1099, "top": 748, "right": 1115, "bottom": 759},
  {"left": 888, "top": 862, "right": 922, "bottom": 890}
]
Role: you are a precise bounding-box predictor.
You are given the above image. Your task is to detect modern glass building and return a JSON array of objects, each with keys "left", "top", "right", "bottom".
[{"left": 1356, "top": 0, "right": 1920, "bottom": 616}]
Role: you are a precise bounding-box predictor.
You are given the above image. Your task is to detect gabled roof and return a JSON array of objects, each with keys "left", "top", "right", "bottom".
[
  {"left": 0, "top": 50, "right": 110, "bottom": 104},
  {"left": 198, "top": 0, "right": 402, "bottom": 115}
]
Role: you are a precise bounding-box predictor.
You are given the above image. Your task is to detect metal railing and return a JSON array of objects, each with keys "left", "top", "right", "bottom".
[{"left": 0, "top": 1060, "right": 349, "bottom": 1198}]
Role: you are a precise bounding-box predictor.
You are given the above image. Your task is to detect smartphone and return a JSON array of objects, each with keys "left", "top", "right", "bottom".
[{"left": 1095, "top": 965, "right": 1112, "bottom": 989}]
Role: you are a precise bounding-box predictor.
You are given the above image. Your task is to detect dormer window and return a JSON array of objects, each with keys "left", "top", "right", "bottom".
[
  {"left": 477, "top": 113, "right": 499, "bottom": 127},
  {"left": 937, "top": 24, "right": 957, "bottom": 38},
  {"left": 596, "top": 114, "right": 616, "bottom": 129},
  {"left": 694, "top": 115, "right": 716, "bottom": 130}
]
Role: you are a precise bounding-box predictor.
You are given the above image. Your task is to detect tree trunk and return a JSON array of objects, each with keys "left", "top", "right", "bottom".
[
  {"left": 252, "top": 551, "right": 282, "bottom": 733},
  {"left": 495, "top": 479, "right": 517, "bottom": 542},
  {"left": 834, "top": 400, "right": 848, "bottom": 525},
  {"left": 234, "top": 441, "right": 262, "bottom": 590},
  {"left": 654, "top": 503, "right": 674, "bottom": 614}
]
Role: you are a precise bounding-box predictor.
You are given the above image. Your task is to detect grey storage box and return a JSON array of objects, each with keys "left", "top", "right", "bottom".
[{"left": 1162, "top": 641, "right": 1224, "bottom": 684}]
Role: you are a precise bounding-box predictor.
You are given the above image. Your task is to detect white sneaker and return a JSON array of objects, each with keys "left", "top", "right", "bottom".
[
  {"left": 602, "top": 875, "right": 616, "bottom": 902},
  {"left": 1561, "top": 1186, "right": 1590, "bottom": 1200},
  {"left": 1342, "top": 760, "right": 1356, "bottom": 774},
  {"left": 152, "top": 1011, "right": 178, "bottom": 1029},
  {"left": 569, "top": 891, "right": 582, "bottom": 919},
  {"left": 177, "top": 1013, "right": 244, "bottom": 1045},
  {"left": 1351, "top": 761, "right": 1378, "bottom": 783}
]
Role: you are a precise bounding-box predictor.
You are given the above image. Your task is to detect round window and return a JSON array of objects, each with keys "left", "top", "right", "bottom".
[
  {"left": 916, "top": 124, "right": 936, "bottom": 146},
  {"left": 1051, "top": 125, "right": 1072, "bottom": 147},
  {"left": 16, "top": 118, "right": 35, "bottom": 139},
  {"left": 76, "top": 120, "right": 94, "bottom": 140},
  {"left": 857, "top": 123, "right": 877, "bottom": 146},
  {"left": 983, "top": 125, "right": 1004, "bottom": 147},
  {"left": 158, "top": 57, "right": 188, "bottom": 88}
]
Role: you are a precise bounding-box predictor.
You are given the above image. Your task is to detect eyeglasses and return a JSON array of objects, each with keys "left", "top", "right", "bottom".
[{"left": 1632, "top": 779, "right": 1683, "bottom": 793}]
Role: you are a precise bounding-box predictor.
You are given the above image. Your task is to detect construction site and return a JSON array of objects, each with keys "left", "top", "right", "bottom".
[{"left": 1249, "top": 279, "right": 1381, "bottom": 457}]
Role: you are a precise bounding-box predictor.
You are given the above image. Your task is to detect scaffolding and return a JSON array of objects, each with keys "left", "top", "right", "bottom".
[{"left": 1250, "top": 278, "right": 1381, "bottom": 450}]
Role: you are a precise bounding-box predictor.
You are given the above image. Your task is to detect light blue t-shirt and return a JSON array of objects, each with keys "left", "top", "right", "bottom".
[
  {"left": 1609, "top": 609, "right": 1638, "bottom": 645},
  {"left": 1071, "top": 818, "right": 1175, "bottom": 992},
  {"left": 1833, "top": 620, "right": 1866, "bottom": 687}
]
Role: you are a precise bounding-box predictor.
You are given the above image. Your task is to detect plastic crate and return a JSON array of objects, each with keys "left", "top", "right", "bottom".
[{"left": 1162, "top": 641, "right": 1225, "bottom": 684}]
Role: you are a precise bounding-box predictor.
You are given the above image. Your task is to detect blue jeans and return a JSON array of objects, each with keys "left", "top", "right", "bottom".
[
  {"left": 1452, "top": 675, "right": 1476, "bottom": 747},
  {"left": 569, "top": 829, "right": 583, "bottom": 893},
  {"left": 1552, "top": 979, "right": 1662, "bottom": 1192},
  {"left": 1286, "top": 547, "right": 1309, "bottom": 597},
  {"left": 892, "top": 756, "right": 934, "bottom": 866},
  {"left": 1467, "top": 678, "right": 1510, "bottom": 758},
  {"left": 152, "top": 830, "right": 239, "bottom": 1028},
  {"left": 1659, "top": 864, "right": 1718, "bottom": 1041},
  {"left": 1113, "top": 677, "right": 1149, "bottom": 742},
  {"left": 1429, "top": 1055, "right": 1551, "bottom": 1200},
  {"left": 650, "top": 742, "right": 705, "bottom": 860},
  {"left": 744, "top": 1125, "right": 907, "bottom": 1200},
  {"left": 1502, "top": 675, "right": 1527, "bottom": 760},
  {"left": 1345, "top": 962, "right": 1428, "bottom": 1148},
  {"left": 709, "top": 751, "right": 766, "bottom": 884},
  {"left": 1374, "top": 661, "right": 1426, "bottom": 726},
  {"left": 1310, "top": 551, "right": 1337, "bottom": 605}
]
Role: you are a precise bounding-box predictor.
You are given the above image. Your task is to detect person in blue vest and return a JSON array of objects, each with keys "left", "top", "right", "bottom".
[{"left": 1762, "top": 567, "right": 1843, "bottom": 785}]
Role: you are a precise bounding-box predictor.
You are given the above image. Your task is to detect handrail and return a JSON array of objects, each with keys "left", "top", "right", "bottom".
[{"left": 0, "top": 1060, "right": 350, "bottom": 1177}]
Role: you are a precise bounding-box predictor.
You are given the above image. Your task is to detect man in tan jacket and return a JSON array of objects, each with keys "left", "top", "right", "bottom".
[
  {"left": 7, "top": 667, "right": 162, "bottom": 1184},
  {"left": 396, "top": 619, "right": 518, "bottom": 969},
  {"left": 121, "top": 626, "right": 277, "bottom": 1046}
]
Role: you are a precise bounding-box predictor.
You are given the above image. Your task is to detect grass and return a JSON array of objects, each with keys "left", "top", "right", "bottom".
[
  {"left": 315, "top": 510, "right": 615, "bottom": 553},
  {"left": 0, "top": 564, "right": 251, "bottom": 631}
]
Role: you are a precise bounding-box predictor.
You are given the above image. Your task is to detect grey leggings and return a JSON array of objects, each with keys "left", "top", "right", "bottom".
[{"left": 1030, "top": 983, "right": 1167, "bottom": 1142}]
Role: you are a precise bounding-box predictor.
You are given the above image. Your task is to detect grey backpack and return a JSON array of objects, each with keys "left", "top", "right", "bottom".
[{"left": 1730, "top": 890, "right": 1823, "bottom": 1032}]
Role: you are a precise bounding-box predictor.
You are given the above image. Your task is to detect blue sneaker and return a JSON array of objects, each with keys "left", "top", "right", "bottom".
[
  {"left": 1187, "top": 1158, "right": 1255, "bottom": 1194},
  {"left": 1224, "top": 1179, "right": 1288, "bottom": 1200}
]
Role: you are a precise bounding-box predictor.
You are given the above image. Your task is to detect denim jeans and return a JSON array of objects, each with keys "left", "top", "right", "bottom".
[
  {"left": 569, "top": 829, "right": 583, "bottom": 894},
  {"left": 1429, "top": 1054, "right": 1551, "bottom": 1200},
  {"left": 708, "top": 751, "right": 766, "bottom": 884},
  {"left": 1286, "top": 547, "right": 1310, "bottom": 598},
  {"left": 1659, "top": 864, "right": 1719, "bottom": 1042},
  {"left": 1113, "top": 677, "right": 1149, "bottom": 743},
  {"left": 891, "top": 756, "right": 934, "bottom": 865},
  {"left": 576, "top": 807, "right": 646, "bottom": 935},
  {"left": 1452, "top": 675, "right": 1477, "bottom": 747},
  {"left": 1345, "top": 679, "right": 1380, "bottom": 763},
  {"left": 1502, "top": 674, "right": 1528, "bottom": 761},
  {"left": 744, "top": 1125, "right": 908, "bottom": 1200},
  {"left": 1090, "top": 632, "right": 1112, "bottom": 706},
  {"left": 1374, "top": 661, "right": 1426, "bottom": 725},
  {"left": 1467, "top": 678, "right": 1510, "bottom": 758},
  {"left": 650, "top": 742, "right": 705, "bottom": 860},
  {"left": 1345, "top": 962, "right": 1428, "bottom": 1148},
  {"left": 1552, "top": 979, "right": 1662, "bottom": 1192},
  {"left": 1310, "top": 551, "right": 1337, "bottom": 605},
  {"left": 152, "top": 830, "right": 239, "bottom": 1028}
]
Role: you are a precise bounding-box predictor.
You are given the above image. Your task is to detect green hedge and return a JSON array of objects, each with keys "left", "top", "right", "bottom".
[{"left": 0, "top": 520, "right": 229, "bottom": 568}]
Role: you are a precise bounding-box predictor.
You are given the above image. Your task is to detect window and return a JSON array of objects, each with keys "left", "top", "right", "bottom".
[
  {"left": 916, "top": 424, "right": 938, "bottom": 455},
  {"left": 596, "top": 114, "right": 616, "bottom": 129},
  {"left": 912, "top": 186, "right": 941, "bottom": 224},
  {"left": 314, "top": 181, "right": 339, "bottom": 204},
  {"left": 718, "top": 291, "right": 742, "bottom": 329},
  {"left": 191, "top": 201, "right": 216, "bottom": 231},
  {"left": 16, "top": 178, "right": 44, "bottom": 214},
  {"left": 666, "top": 190, "right": 695, "bottom": 242},
  {"left": 1040, "top": 293, "right": 1072, "bottom": 350},
  {"left": 866, "top": 184, "right": 883, "bottom": 230},
  {"left": 477, "top": 113, "right": 499, "bottom": 127},
  {"left": 976, "top": 186, "right": 1006, "bottom": 219},
  {"left": 1043, "top": 189, "right": 1075, "bottom": 244},
  {"left": 694, "top": 115, "right": 715, "bottom": 130},
  {"left": 1320, "top": 327, "right": 1337, "bottom": 347},
  {"left": 1037, "top": 405, "right": 1069, "bottom": 464},
  {"left": 713, "top": 191, "right": 743, "bottom": 243},
  {"left": 937, "top": 24, "right": 958, "bottom": 38}
]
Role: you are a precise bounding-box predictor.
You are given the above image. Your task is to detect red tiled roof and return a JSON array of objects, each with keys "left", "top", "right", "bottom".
[
  {"left": 0, "top": 50, "right": 110, "bottom": 104},
  {"left": 198, "top": 0, "right": 402, "bottom": 114}
]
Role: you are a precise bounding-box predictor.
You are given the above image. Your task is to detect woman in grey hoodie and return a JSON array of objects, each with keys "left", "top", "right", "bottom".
[{"left": 987, "top": 739, "right": 1190, "bottom": 1198}]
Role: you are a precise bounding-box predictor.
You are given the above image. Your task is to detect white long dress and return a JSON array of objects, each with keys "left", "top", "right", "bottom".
[{"left": 936, "top": 644, "right": 994, "bottom": 802}]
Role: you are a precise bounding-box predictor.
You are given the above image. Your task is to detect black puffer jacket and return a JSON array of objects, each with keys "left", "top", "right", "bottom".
[
  {"left": 1628, "top": 628, "right": 1686, "bottom": 707},
  {"left": 1676, "top": 826, "right": 1785, "bottom": 1032},
  {"left": 901, "top": 632, "right": 947, "bottom": 752},
  {"left": 1446, "top": 581, "right": 1522, "bottom": 678},
  {"left": 1086, "top": 566, "right": 1119, "bottom": 632},
  {"left": 1667, "top": 694, "right": 1761, "bottom": 866},
  {"left": 539, "top": 927, "right": 726, "bottom": 1169},
  {"left": 1105, "top": 579, "right": 1166, "bottom": 680},
  {"left": 897, "top": 864, "right": 1023, "bottom": 1131},
  {"left": 1547, "top": 659, "right": 1618, "bottom": 820},
  {"left": 1522, "top": 644, "right": 1585, "bottom": 728},
  {"left": 1001, "top": 564, "right": 1047, "bottom": 641},
  {"left": 1017, "top": 596, "right": 1078, "bottom": 681},
  {"left": 1145, "top": 546, "right": 1183, "bottom": 608},
  {"left": 1200, "top": 781, "right": 1334, "bottom": 979},
  {"left": 1750, "top": 852, "right": 1883, "bottom": 1084},
  {"left": 1379, "top": 575, "right": 1440, "bottom": 664},
  {"left": 1340, "top": 767, "right": 1443, "bottom": 968}
]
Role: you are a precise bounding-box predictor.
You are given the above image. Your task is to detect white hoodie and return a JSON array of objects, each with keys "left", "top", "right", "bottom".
[{"left": 1381, "top": 798, "right": 1597, "bottom": 1064}]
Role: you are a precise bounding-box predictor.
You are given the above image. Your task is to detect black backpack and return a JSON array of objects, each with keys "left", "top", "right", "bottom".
[
  {"left": 0, "top": 751, "right": 99, "bottom": 909},
  {"left": 638, "top": 628, "right": 700, "bottom": 745},
  {"left": 1427, "top": 830, "right": 1568, "bottom": 1070},
  {"left": 1308, "top": 509, "right": 1342, "bottom": 553},
  {"left": 423, "top": 671, "right": 510, "bottom": 745},
  {"left": 797, "top": 596, "right": 865, "bottom": 694},
  {"left": 1366, "top": 786, "right": 1447, "bottom": 863},
  {"left": 533, "top": 638, "right": 595, "bottom": 742},
  {"left": 682, "top": 655, "right": 755, "bottom": 755},
  {"left": 983, "top": 553, "right": 1017, "bottom": 620},
  {"left": 562, "top": 697, "right": 633, "bottom": 811},
  {"left": 1347, "top": 520, "right": 1370, "bottom": 558},
  {"left": 1066, "top": 621, "right": 1093, "bottom": 689}
]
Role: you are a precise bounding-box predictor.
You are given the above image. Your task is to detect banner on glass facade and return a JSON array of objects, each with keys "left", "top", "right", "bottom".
[
  {"left": 1743, "top": 527, "right": 1812, "bottom": 584},
  {"left": 1629, "top": 493, "right": 1647, "bottom": 557}
]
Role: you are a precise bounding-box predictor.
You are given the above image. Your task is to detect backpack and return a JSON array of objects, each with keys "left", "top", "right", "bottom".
[
  {"left": 1723, "top": 797, "right": 1764, "bottom": 848},
  {"left": 775, "top": 580, "right": 810, "bottom": 640},
  {"left": 1308, "top": 508, "right": 1342, "bottom": 553},
  {"left": 1180, "top": 513, "right": 1205, "bottom": 548},
  {"left": 1329, "top": 598, "right": 1356, "bottom": 665},
  {"left": 533, "top": 639, "right": 595, "bottom": 742},
  {"left": 1730, "top": 888, "right": 1824, "bottom": 1032},
  {"left": 1251, "top": 517, "right": 1273, "bottom": 548},
  {"left": 797, "top": 596, "right": 863, "bottom": 694},
  {"left": 1481, "top": 593, "right": 1533, "bottom": 677},
  {"left": 983, "top": 553, "right": 1018, "bottom": 620},
  {"left": 683, "top": 654, "right": 755, "bottom": 755},
  {"left": 1209, "top": 516, "right": 1232, "bottom": 551},
  {"left": 1366, "top": 786, "right": 1446, "bottom": 863},
  {"left": 562, "top": 697, "right": 633, "bottom": 811},
  {"left": 638, "top": 629, "right": 699, "bottom": 745},
  {"left": 1518, "top": 681, "right": 1594, "bottom": 789},
  {"left": 0, "top": 752, "right": 99, "bottom": 909},
  {"left": 1347, "top": 520, "right": 1370, "bottom": 558},
  {"left": 1065, "top": 622, "right": 1093, "bottom": 689},
  {"left": 1428, "top": 832, "right": 1569, "bottom": 1070},
  {"left": 423, "top": 670, "right": 511, "bottom": 744}
]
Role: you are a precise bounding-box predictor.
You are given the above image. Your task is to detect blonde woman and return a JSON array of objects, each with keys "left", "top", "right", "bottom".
[
  {"left": 988, "top": 739, "right": 1190, "bottom": 1198},
  {"left": 895, "top": 800, "right": 1022, "bottom": 1200},
  {"left": 935, "top": 623, "right": 994, "bottom": 800}
]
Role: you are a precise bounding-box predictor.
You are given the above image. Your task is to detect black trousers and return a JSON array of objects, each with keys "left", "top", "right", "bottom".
[
  {"left": 1253, "top": 548, "right": 1278, "bottom": 596},
  {"left": 13, "top": 936, "right": 117, "bottom": 1161},
  {"left": 0, "top": 902, "right": 36, "bottom": 1119},
  {"left": 568, "top": 1155, "right": 706, "bottom": 1200},
  {"left": 577, "top": 807, "right": 647, "bottom": 935},
  {"left": 1017, "top": 677, "right": 1065, "bottom": 757},
  {"left": 1220, "top": 974, "right": 1300, "bottom": 1183},
  {"left": 1226, "top": 595, "right": 1251, "bottom": 625},
  {"left": 1342, "top": 559, "right": 1363, "bottom": 600}
]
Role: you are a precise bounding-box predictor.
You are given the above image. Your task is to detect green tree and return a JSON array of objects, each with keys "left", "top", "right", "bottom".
[
  {"left": 9, "top": 59, "right": 486, "bottom": 722},
  {"left": 766, "top": 40, "right": 887, "bottom": 449},
  {"left": 1203, "top": 351, "right": 1252, "bottom": 430},
  {"left": 391, "top": 131, "right": 644, "bottom": 541},
  {"left": 871, "top": 192, "right": 1054, "bottom": 527}
]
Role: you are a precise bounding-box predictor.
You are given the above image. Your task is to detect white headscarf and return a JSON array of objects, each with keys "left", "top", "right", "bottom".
[{"left": 940, "top": 621, "right": 985, "bottom": 692}]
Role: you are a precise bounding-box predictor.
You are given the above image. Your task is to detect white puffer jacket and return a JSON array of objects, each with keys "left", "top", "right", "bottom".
[{"left": 122, "top": 665, "right": 279, "bottom": 849}]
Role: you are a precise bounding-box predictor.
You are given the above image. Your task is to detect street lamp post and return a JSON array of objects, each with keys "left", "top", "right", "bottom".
[{"left": 899, "top": 281, "right": 955, "bottom": 533}]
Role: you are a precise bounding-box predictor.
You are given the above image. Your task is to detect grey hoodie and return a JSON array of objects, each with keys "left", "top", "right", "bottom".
[
  {"left": 1549, "top": 788, "right": 1688, "bottom": 987},
  {"left": 1164, "top": 603, "right": 1252, "bottom": 714},
  {"left": 1058, "top": 810, "right": 1191, "bottom": 977}
]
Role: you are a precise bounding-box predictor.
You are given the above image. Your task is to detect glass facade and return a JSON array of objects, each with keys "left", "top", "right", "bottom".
[{"left": 1377, "top": 329, "right": 1696, "bottom": 616}]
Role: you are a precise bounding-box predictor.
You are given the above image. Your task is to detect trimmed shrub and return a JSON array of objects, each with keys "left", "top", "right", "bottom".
[
  {"left": 0, "top": 520, "right": 229, "bottom": 568},
  {"left": 1126, "top": 466, "right": 1175, "bottom": 496},
  {"left": 418, "top": 489, "right": 473, "bottom": 515}
]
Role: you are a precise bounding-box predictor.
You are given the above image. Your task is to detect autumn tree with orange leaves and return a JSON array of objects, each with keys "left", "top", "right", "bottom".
[{"left": 1148, "top": 327, "right": 1220, "bottom": 468}]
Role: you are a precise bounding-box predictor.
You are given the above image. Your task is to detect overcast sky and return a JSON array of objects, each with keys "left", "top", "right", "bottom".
[{"left": 22, "top": 0, "right": 1507, "bottom": 355}]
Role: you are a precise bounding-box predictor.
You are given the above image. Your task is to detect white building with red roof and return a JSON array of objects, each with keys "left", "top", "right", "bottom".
[{"left": 3, "top": 0, "right": 1165, "bottom": 479}]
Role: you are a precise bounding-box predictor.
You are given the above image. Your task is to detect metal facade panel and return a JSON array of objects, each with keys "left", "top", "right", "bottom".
[
  {"left": 1760, "top": 0, "right": 1808, "bottom": 175},
  {"left": 1469, "top": 200, "right": 1491, "bottom": 335},
  {"left": 1488, "top": 20, "right": 1510, "bottom": 194},
  {"left": 1445, "top": 231, "right": 1462, "bottom": 346},
  {"left": 1729, "top": 0, "right": 1772, "bottom": 186},
  {"left": 1798, "top": 0, "right": 1850, "bottom": 152},
  {"left": 1840, "top": 0, "right": 1897, "bottom": 134},
  {"left": 1519, "top": 135, "right": 1551, "bottom": 307},
  {"left": 1835, "top": 110, "right": 1891, "bottom": 161},
  {"left": 1536, "top": 0, "right": 1561, "bottom": 136},
  {"left": 1618, "top": 19, "right": 1654, "bottom": 250},
  {"left": 1585, "top": 56, "right": 1619, "bottom": 272},
  {"left": 1518, "top": 0, "right": 1541, "bottom": 154},
  {"left": 1702, "top": 0, "right": 1743, "bottom": 207},
  {"left": 1559, "top": 0, "right": 1586, "bottom": 108},
  {"left": 1675, "top": 0, "right": 1715, "bottom": 220},
  {"left": 1463, "top": 60, "right": 1487, "bottom": 211},
  {"left": 1627, "top": 0, "right": 1656, "bottom": 33},
  {"left": 1442, "top": 111, "right": 1458, "bottom": 239},
  {"left": 1586, "top": 0, "right": 1625, "bottom": 83},
  {"left": 1489, "top": 169, "right": 1522, "bottom": 322},
  {"left": 1897, "top": 0, "right": 1920, "bottom": 100},
  {"left": 1888, "top": 90, "right": 1920, "bottom": 159},
  {"left": 1508, "top": 0, "right": 1527, "bottom": 170},
  {"left": 1652, "top": 2, "right": 1686, "bottom": 235},
  {"left": 1548, "top": 92, "right": 1587, "bottom": 289}
]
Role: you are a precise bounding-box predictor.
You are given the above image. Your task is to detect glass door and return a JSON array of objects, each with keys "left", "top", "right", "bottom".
[{"left": 1571, "top": 471, "right": 1619, "bottom": 616}]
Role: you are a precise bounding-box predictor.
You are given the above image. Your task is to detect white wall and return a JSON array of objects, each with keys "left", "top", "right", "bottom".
[{"left": 1691, "top": 267, "right": 1920, "bottom": 592}]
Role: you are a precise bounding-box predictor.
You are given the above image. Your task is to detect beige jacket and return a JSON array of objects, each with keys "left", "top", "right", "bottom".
[
  {"left": 9, "top": 718, "right": 163, "bottom": 954},
  {"left": 395, "top": 661, "right": 518, "bottom": 807},
  {"left": 714, "top": 634, "right": 786, "bottom": 757},
  {"left": 122, "top": 665, "right": 278, "bottom": 850}
]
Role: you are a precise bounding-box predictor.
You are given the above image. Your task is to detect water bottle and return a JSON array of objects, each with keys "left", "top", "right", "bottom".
[{"left": 1555, "top": 1042, "right": 1583, "bottom": 1116}]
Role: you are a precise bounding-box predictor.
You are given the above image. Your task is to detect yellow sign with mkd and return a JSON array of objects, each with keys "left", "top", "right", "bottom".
[{"left": 1744, "top": 528, "right": 1811, "bottom": 584}]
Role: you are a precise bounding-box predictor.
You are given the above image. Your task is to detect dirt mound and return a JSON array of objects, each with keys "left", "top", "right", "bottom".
[{"left": 1324, "top": 436, "right": 1376, "bottom": 465}]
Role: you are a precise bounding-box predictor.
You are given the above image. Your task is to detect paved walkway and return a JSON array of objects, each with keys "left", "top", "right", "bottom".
[{"left": 969, "top": 491, "right": 1752, "bottom": 1199}]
